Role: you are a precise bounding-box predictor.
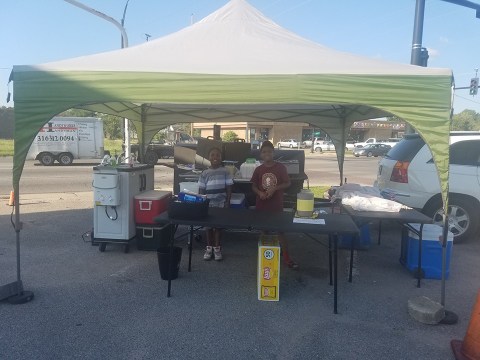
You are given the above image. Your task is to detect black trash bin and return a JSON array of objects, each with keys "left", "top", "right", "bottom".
[{"left": 157, "top": 246, "right": 182, "bottom": 280}]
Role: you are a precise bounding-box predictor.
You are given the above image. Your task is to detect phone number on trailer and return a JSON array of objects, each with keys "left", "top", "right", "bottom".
[{"left": 37, "top": 135, "right": 75, "bottom": 141}]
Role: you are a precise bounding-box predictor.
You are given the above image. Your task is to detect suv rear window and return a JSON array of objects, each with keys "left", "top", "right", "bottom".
[{"left": 384, "top": 135, "right": 425, "bottom": 161}]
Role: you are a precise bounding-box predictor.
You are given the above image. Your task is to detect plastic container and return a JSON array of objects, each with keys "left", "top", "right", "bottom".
[
  {"left": 400, "top": 223, "right": 453, "bottom": 279},
  {"left": 168, "top": 199, "right": 210, "bottom": 220},
  {"left": 230, "top": 193, "right": 246, "bottom": 208},
  {"left": 338, "top": 223, "right": 371, "bottom": 250},
  {"left": 178, "top": 192, "right": 206, "bottom": 203},
  {"left": 136, "top": 223, "right": 172, "bottom": 251},
  {"left": 296, "top": 189, "right": 314, "bottom": 217},
  {"left": 157, "top": 246, "right": 182, "bottom": 280},
  {"left": 179, "top": 182, "right": 199, "bottom": 194},
  {"left": 240, "top": 162, "right": 258, "bottom": 179},
  {"left": 134, "top": 190, "right": 172, "bottom": 225}
]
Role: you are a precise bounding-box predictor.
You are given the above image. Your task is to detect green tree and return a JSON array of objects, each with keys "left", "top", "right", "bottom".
[
  {"left": 451, "top": 110, "right": 480, "bottom": 131},
  {"left": 59, "top": 108, "right": 95, "bottom": 117},
  {"left": 222, "top": 130, "right": 238, "bottom": 142},
  {"left": 102, "top": 114, "right": 124, "bottom": 139},
  {"left": 0, "top": 106, "right": 14, "bottom": 139}
]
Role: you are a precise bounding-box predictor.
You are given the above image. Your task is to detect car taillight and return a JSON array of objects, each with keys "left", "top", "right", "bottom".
[{"left": 390, "top": 161, "right": 409, "bottom": 183}]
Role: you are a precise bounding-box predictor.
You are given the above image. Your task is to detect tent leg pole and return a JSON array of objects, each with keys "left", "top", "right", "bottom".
[
  {"left": 439, "top": 214, "right": 457, "bottom": 325},
  {"left": 7, "top": 186, "right": 34, "bottom": 304}
]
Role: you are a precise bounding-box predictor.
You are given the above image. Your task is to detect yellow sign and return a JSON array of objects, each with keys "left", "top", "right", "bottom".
[{"left": 258, "top": 235, "right": 280, "bottom": 301}]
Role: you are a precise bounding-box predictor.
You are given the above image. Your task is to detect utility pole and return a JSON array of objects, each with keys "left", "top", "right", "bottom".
[
  {"left": 406, "top": 0, "right": 429, "bottom": 134},
  {"left": 63, "top": 0, "right": 131, "bottom": 162}
]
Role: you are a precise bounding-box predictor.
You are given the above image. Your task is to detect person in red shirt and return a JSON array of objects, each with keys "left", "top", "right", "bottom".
[{"left": 251, "top": 140, "right": 298, "bottom": 269}]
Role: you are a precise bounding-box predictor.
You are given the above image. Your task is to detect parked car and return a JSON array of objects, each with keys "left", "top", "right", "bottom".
[
  {"left": 250, "top": 139, "right": 262, "bottom": 149},
  {"left": 353, "top": 143, "right": 391, "bottom": 157},
  {"left": 345, "top": 140, "right": 356, "bottom": 151},
  {"left": 277, "top": 139, "right": 303, "bottom": 149},
  {"left": 375, "top": 132, "right": 480, "bottom": 242},
  {"left": 354, "top": 137, "right": 378, "bottom": 148},
  {"left": 303, "top": 137, "right": 322, "bottom": 147},
  {"left": 313, "top": 140, "right": 335, "bottom": 153},
  {"left": 379, "top": 138, "right": 401, "bottom": 148}
]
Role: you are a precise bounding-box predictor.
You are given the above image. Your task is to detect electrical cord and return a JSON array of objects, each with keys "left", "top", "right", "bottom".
[
  {"left": 82, "top": 230, "right": 92, "bottom": 243},
  {"left": 105, "top": 206, "right": 118, "bottom": 220}
]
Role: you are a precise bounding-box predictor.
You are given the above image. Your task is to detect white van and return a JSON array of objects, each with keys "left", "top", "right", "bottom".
[{"left": 26, "top": 117, "right": 105, "bottom": 165}]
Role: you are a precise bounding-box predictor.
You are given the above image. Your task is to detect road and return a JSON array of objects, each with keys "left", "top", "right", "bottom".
[{"left": 0, "top": 153, "right": 379, "bottom": 195}]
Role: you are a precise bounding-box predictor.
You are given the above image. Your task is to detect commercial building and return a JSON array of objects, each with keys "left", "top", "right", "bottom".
[{"left": 193, "top": 119, "right": 405, "bottom": 143}]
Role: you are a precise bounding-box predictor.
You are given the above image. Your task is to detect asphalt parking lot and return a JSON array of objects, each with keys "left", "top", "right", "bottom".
[{"left": 1, "top": 191, "right": 479, "bottom": 360}]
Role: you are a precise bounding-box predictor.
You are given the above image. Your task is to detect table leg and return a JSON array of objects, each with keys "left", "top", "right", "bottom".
[
  {"left": 378, "top": 220, "right": 382, "bottom": 245},
  {"left": 188, "top": 225, "right": 193, "bottom": 272},
  {"left": 167, "top": 225, "right": 175, "bottom": 297},
  {"left": 417, "top": 223, "right": 424, "bottom": 288},
  {"left": 349, "top": 234, "right": 355, "bottom": 283},
  {"left": 328, "top": 235, "right": 333, "bottom": 286},
  {"left": 334, "top": 234, "right": 338, "bottom": 314}
]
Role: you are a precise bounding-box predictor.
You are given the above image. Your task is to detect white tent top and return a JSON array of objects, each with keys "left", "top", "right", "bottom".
[{"left": 18, "top": 0, "right": 450, "bottom": 76}]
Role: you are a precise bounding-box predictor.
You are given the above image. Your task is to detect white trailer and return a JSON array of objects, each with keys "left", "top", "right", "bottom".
[{"left": 26, "top": 117, "right": 105, "bottom": 165}]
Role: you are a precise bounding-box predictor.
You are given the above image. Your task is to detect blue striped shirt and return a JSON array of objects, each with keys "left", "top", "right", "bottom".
[{"left": 198, "top": 166, "right": 233, "bottom": 207}]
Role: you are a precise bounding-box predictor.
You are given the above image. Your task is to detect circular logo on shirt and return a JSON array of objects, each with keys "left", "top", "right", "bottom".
[{"left": 262, "top": 173, "right": 277, "bottom": 190}]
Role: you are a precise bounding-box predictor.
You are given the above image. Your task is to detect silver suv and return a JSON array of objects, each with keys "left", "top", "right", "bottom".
[{"left": 376, "top": 132, "right": 480, "bottom": 242}]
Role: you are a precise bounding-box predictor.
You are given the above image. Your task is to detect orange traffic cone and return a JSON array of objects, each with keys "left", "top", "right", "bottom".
[
  {"left": 8, "top": 191, "right": 14, "bottom": 206},
  {"left": 451, "top": 291, "right": 480, "bottom": 360}
]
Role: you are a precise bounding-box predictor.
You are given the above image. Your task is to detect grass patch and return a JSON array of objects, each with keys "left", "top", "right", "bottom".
[
  {"left": 104, "top": 139, "right": 124, "bottom": 156},
  {"left": 308, "top": 185, "right": 331, "bottom": 199},
  {"left": 0, "top": 139, "right": 14, "bottom": 156}
]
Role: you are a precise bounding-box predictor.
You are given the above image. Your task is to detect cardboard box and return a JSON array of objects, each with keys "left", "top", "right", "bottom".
[{"left": 258, "top": 235, "right": 280, "bottom": 301}]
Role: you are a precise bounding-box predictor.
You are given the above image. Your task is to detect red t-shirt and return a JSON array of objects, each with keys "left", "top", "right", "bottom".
[{"left": 251, "top": 162, "right": 289, "bottom": 212}]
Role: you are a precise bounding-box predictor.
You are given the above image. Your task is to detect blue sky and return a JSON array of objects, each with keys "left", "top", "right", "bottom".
[{"left": 2, "top": 0, "right": 480, "bottom": 114}]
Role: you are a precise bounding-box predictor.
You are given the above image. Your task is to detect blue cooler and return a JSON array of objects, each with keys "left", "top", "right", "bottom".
[
  {"left": 400, "top": 223, "right": 453, "bottom": 279},
  {"left": 230, "top": 193, "right": 246, "bottom": 208},
  {"left": 338, "top": 223, "right": 371, "bottom": 250}
]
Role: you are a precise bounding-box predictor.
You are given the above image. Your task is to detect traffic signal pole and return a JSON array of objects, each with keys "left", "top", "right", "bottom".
[{"left": 405, "top": 0, "right": 427, "bottom": 134}]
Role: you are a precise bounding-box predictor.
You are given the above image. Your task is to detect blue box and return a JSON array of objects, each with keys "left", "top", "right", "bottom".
[
  {"left": 400, "top": 224, "right": 453, "bottom": 279},
  {"left": 338, "top": 223, "right": 371, "bottom": 250},
  {"left": 230, "top": 193, "right": 246, "bottom": 209}
]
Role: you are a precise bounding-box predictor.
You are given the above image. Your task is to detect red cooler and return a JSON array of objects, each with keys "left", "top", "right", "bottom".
[{"left": 134, "top": 190, "right": 172, "bottom": 224}]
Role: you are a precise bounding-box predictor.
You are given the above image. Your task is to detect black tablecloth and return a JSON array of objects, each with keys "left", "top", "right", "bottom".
[{"left": 155, "top": 207, "right": 358, "bottom": 236}]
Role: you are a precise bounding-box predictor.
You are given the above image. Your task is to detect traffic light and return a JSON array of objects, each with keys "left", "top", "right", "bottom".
[{"left": 470, "top": 77, "right": 479, "bottom": 95}]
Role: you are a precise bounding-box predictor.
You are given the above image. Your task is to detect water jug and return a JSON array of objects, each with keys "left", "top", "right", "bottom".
[{"left": 297, "top": 189, "right": 314, "bottom": 217}]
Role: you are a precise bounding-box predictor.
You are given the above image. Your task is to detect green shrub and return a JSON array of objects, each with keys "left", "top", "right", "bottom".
[
  {"left": 0, "top": 139, "right": 14, "bottom": 156},
  {"left": 222, "top": 131, "right": 238, "bottom": 142}
]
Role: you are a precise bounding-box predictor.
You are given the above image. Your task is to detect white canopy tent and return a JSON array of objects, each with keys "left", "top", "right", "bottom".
[
  {"left": 12, "top": 0, "right": 453, "bottom": 194},
  {"left": 6, "top": 0, "right": 453, "bottom": 304}
]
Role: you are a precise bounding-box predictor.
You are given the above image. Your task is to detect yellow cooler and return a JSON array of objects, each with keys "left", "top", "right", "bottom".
[{"left": 257, "top": 235, "right": 280, "bottom": 301}]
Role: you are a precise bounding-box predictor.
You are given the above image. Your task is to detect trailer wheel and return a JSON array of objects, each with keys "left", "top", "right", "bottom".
[
  {"left": 144, "top": 151, "right": 158, "bottom": 165},
  {"left": 58, "top": 152, "right": 74, "bottom": 166},
  {"left": 99, "top": 243, "right": 106, "bottom": 252},
  {"left": 39, "top": 152, "right": 55, "bottom": 166}
]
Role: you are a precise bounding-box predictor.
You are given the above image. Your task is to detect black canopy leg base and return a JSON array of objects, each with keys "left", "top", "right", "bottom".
[
  {"left": 440, "top": 310, "right": 458, "bottom": 325},
  {"left": 7, "top": 291, "right": 34, "bottom": 304}
]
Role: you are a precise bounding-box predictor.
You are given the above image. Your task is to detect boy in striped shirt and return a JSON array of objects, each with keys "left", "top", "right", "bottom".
[{"left": 198, "top": 147, "right": 233, "bottom": 260}]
